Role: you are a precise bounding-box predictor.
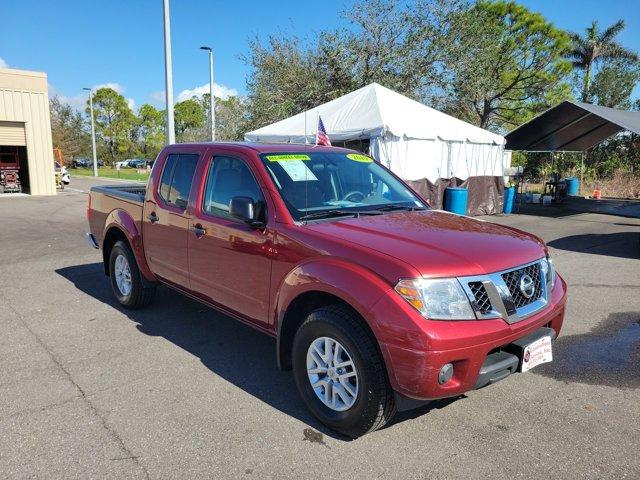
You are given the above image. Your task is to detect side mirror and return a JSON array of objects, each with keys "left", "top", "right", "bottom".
[{"left": 230, "top": 196, "right": 264, "bottom": 227}]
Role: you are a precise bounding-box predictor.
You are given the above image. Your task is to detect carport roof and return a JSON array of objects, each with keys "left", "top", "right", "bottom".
[{"left": 505, "top": 100, "right": 640, "bottom": 152}]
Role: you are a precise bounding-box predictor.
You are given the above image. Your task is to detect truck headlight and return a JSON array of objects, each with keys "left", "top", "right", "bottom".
[
  {"left": 540, "top": 255, "right": 556, "bottom": 290},
  {"left": 395, "top": 278, "right": 475, "bottom": 320}
]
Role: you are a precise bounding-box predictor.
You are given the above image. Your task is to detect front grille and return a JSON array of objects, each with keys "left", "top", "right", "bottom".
[
  {"left": 501, "top": 263, "right": 543, "bottom": 308},
  {"left": 468, "top": 281, "right": 492, "bottom": 314}
]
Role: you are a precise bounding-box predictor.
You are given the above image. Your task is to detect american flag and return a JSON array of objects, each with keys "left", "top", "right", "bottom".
[{"left": 316, "top": 115, "right": 331, "bottom": 146}]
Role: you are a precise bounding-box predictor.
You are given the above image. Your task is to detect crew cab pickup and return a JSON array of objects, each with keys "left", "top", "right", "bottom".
[{"left": 87, "top": 143, "right": 567, "bottom": 437}]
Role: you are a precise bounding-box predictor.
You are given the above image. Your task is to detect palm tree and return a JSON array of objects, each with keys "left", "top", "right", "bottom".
[{"left": 568, "top": 20, "right": 638, "bottom": 102}]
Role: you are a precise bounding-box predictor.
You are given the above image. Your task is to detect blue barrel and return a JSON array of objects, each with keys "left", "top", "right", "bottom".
[
  {"left": 566, "top": 177, "right": 580, "bottom": 196},
  {"left": 443, "top": 187, "right": 468, "bottom": 215},
  {"left": 503, "top": 186, "right": 516, "bottom": 214}
]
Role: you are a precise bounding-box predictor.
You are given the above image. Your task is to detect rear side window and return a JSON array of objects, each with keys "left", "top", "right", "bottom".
[
  {"left": 202, "top": 156, "right": 264, "bottom": 218},
  {"left": 158, "top": 153, "right": 199, "bottom": 208}
]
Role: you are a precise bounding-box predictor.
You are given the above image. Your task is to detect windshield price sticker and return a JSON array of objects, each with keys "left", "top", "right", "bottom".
[
  {"left": 265, "top": 154, "right": 311, "bottom": 162},
  {"left": 279, "top": 160, "right": 318, "bottom": 182},
  {"left": 346, "top": 153, "right": 373, "bottom": 163}
]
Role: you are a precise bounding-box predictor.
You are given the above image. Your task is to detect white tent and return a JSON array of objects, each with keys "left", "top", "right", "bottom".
[{"left": 245, "top": 83, "right": 506, "bottom": 182}]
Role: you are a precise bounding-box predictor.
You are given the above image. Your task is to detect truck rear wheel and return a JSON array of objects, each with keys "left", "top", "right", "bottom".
[
  {"left": 109, "top": 240, "right": 155, "bottom": 309},
  {"left": 292, "top": 305, "right": 396, "bottom": 438}
]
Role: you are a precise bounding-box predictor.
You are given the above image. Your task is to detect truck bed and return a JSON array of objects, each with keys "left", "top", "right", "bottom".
[
  {"left": 88, "top": 183, "right": 147, "bottom": 247},
  {"left": 90, "top": 184, "right": 146, "bottom": 204}
]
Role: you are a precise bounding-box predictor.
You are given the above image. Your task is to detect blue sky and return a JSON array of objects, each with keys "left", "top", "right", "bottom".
[{"left": 1, "top": 0, "right": 638, "bottom": 111}]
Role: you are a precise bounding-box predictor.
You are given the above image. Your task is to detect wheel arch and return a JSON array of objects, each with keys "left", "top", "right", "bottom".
[
  {"left": 274, "top": 259, "right": 393, "bottom": 373},
  {"left": 101, "top": 210, "right": 155, "bottom": 283}
]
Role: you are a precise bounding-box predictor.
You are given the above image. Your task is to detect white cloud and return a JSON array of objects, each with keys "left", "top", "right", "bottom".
[
  {"left": 149, "top": 90, "right": 166, "bottom": 107},
  {"left": 94, "top": 82, "right": 125, "bottom": 94},
  {"left": 54, "top": 82, "right": 133, "bottom": 111},
  {"left": 176, "top": 82, "right": 238, "bottom": 102},
  {"left": 56, "top": 92, "right": 86, "bottom": 110},
  {"left": 0, "top": 57, "right": 7, "bottom": 68}
]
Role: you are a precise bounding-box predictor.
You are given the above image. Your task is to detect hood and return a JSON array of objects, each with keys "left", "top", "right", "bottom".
[{"left": 305, "top": 210, "right": 546, "bottom": 278}]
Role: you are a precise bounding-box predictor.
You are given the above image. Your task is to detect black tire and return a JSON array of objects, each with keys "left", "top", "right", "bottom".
[
  {"left": 292, "top": 305, "right": 396, "bottom": 438},
  {"left": 108, "top": 240, "right": 156, "bottom": 309}
]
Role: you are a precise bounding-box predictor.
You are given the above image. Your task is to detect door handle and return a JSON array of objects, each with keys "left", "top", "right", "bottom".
[
  {"left": 192, "top": 224, "right": 206, "bottom": 238},
  {"left": 147, "top": 212, "right": 159, "bottom": 224}
]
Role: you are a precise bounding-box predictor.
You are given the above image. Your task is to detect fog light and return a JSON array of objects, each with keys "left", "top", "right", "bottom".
[{"left": 438, "top": 363, "right": 454, "bottom": 385}]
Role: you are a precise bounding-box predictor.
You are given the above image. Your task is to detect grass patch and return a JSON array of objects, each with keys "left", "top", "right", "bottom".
[{"left": 69, "top": 167, "right": 150, "bottom": 182}]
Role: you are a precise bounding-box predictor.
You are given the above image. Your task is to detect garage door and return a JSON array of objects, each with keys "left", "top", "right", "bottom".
[{"left": 0, "top": 121, "right": 26, "bottom": 146}]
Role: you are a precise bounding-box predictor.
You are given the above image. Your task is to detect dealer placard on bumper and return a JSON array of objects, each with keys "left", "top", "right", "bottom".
[{"left": 521, "top": 335, "right": 553, "bottom": 372}]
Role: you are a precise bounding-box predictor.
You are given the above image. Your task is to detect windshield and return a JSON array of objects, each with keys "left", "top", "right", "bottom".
[{"left": 259, "top": 152, "right": 426, "bottom": 221}]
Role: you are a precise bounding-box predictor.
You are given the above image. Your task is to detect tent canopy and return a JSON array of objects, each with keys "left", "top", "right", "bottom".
[
  {"left": 505, "top": 100, "right": 640, "bottom": 152},
  {"left": 245, "top": 83, "right": 504, "bottom": 146}
]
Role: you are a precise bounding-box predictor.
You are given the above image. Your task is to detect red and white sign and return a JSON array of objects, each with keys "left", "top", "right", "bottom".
[{"left": 521, "top": 336, "right": 553, "bottom": 372}]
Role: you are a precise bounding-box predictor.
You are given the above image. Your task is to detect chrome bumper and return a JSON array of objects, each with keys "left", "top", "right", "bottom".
[{"left": 86, "top": 233, "right": 99, "bottom": 249}]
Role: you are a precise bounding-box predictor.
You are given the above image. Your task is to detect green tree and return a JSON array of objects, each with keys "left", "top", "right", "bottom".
[
  {"left": 88, "top": 87, "right": 136, "bottom": 163},
  {"left": 589, "top": 60, "right": 640, "bottom": 109},
  {"left": 50, "top": 96, "right": 91, "bottom": 160},
  {"left": 568, "top": 20, "right": 638, "bottom": 102},
  {"left": 199, "top": 94, "right": 247, "bottom": 141},
  {"left": 241, "top": 0, "right": 573, "bottom": 133},
  {"left": 174, "top": 99, "right": 205, "bottom": 142},
  {"left": 243, "top": 35, "right": 328, "bottom": 132},
  {"left": 136, "top": 104, "right": 165, "bottom": 159},
  {"left": 439, "top": 1, "right": 572, "bottom": 130}
]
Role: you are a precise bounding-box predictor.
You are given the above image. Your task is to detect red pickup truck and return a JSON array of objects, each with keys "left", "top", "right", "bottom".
[{"left": 87, "top": 143, "right": 566, "bottom": 437}]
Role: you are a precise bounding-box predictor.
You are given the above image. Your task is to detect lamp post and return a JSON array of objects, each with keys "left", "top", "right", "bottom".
[
  {"left": 83, "top": 87, "right": 98, "bottom": 177},
  {"left": 163, "top": 0, "right": 175, "bottom": 144},
  {"left": 200, "top": 46, "right": 215, "bottom": 141}
]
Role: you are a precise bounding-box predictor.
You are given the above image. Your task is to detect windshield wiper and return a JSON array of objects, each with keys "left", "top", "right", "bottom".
[
  {"left": 299, "top": 204, "right": 426, "bottom": 221},
  {"left": 299, "top": 210, "right": 359, "bottom": 221},
  {"left": 360, "top": 204, "right": 428, "bottom": 213}
]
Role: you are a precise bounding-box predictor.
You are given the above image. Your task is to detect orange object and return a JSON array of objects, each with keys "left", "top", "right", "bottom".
[
  {"left": 593, "top": 189, "right": 602, "bottom": 199},
  {"left": 53, "top": 148, "right": 65, "bottom": 166}
]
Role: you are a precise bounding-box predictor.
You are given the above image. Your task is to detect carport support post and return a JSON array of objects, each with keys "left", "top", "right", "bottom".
[{"left": 580, "top": 152, "right": 585, "bottom": 196}]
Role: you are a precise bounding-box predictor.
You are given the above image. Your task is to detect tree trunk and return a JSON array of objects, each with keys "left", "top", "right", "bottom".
[{"left": 582, "top": 62, "right": 592, "bottom": 102}]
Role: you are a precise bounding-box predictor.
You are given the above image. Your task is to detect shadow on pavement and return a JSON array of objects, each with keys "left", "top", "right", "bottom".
[
  {"left": 56, "top": 262, "right": 456, "bottom": 440},
  {"left": 536, "top": 312, "right": 640, "bottom": 389},
  {"left": 547, "top": 232, "right": 640, "bottom": 259}
]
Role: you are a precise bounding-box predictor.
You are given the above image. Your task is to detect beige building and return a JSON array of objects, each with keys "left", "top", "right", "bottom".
[{"left": 0, "top": 67, "right": 56, "bottom": 195}]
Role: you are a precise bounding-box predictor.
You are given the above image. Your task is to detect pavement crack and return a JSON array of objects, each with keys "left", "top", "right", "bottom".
[{"left": 2, "top": 293, "right": 151, "bottom": 480}]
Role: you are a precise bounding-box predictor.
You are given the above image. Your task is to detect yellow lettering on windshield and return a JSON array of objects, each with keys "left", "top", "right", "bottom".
[
  {"left": 346, "top": 153, "right": 373, "bottom": 163},
  {"left": 265, "top": 154, "right": 311, "bottom": 162}
]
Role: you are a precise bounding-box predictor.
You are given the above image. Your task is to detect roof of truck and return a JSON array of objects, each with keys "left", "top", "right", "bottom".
[{"left": 171, "top": 141, "right": 353, "bottom": 154}]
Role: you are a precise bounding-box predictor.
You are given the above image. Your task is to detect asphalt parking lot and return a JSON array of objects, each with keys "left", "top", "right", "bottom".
[{"left": 1, "top": 176, "right": 639, "bottom": 479}]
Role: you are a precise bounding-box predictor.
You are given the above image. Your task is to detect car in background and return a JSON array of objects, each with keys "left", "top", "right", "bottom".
[
  {"left": 115, "top": 159, "right": 132, "bottom": 169},
  {"left": 72, "top": 158, "right": 103, "bottom": 168},
  {"left": 72, "top": 158, "right": 91, "bottom": 168},
  {"left": 127, "top": 159, "right": 147, "bottom": 169}
]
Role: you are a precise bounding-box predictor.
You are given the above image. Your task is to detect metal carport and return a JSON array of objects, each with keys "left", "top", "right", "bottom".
[{"left": 505, "top": 100, "right": 640, "bottom": 152}]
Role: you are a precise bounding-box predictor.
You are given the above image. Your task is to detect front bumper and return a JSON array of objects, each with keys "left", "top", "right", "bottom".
[{"left": 372, "top": 275, "right": 567, "bottom": 401}]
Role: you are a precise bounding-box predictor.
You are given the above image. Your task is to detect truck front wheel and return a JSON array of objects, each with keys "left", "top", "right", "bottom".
[
  {"left": 292, "top": 305, "right": 396, "bottom": 438},
  {"left": 109, "top": 240, "right": 155, "bottom": 309}
]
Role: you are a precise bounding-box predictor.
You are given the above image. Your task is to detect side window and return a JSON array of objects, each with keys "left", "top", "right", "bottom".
[
  {"left": 158, "top": 153, "right": 199, "bottom": 208},
  {"left": 202, "top": 156, "right": 264, "bottom": 218}
]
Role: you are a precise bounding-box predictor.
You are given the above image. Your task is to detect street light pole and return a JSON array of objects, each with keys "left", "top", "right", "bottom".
[
  {"left": 200, "top": 46, "right": 215, "bottom": 141},
  {"left": 83, "top": 87, "right": 98, "bottom": 177},
  {"left": 163, "top": 0, "right": 175, "bottom": 144}
]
